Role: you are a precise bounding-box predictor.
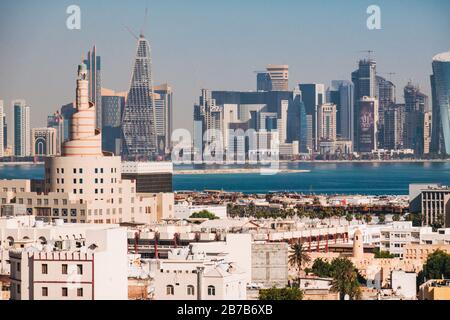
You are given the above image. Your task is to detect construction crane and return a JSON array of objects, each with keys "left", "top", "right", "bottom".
[{"left": 359, "top": 50, "right": 375, "bottom": 60}]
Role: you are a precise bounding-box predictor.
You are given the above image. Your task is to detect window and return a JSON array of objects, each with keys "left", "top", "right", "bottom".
[
  {"left": 42, "top": 264, "right": 48, "bottom": 274},
  {"left": 17, "top": 262, "right": 21, "bottom": 271},
  {"left": 17, "top": 284, "right": 21, "bottom": 294},
  {"left": 57, "top": 168, "right": 60, "bottom": 174},
  {"left": 73, "top": 179, "right": 77, "bottom": 184},
  {"left": 62, "top": 287, "right": 68, "bottom": 297},
  {"left": 100, "top": 168, "right": 104, "bottom": 173},
  {"left": 166, "top": 285, "right": 174, "bottom": 295},
  {"left": 62, "top": 264, "right": 68, "bottom": 274},
  {"left": 53, "top": 199, "right": 58, "bottom": 205},
  {"left": 208, "top": 285, "right": 215, "bottom": 296},
  {"left": 77, "top": 264, "right": 83, "bottom": 275},
  {"left": 73, "top": 168, "right": 76, "bottom": 174},
  {"left": 28, "top": 199, "right": 32, "bottom": 205},
  {"left": 187, "top": 285, "right": 195, "bottom": 296},
  {"left": 42, "top": 287, "right": 48, "bottom": 297},
  {"left": 95, "top": 178, "right": 98, "bottom": 183},
  {"left": 79, "top": 168, "right": 83, "bottom": 174},
  {"left": 77, "top": 288, "right": 83, "bottom": 297},
  {"left": 95, "top": 168, "right": 98, "bottom": 174},
  {"left": 61, "top": 169, "right": 64, "bottom": 174}
]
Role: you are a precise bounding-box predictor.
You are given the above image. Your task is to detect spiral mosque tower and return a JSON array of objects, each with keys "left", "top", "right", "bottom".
[{"left": 62, "top": 63, "right": 102, "bottom": 157}]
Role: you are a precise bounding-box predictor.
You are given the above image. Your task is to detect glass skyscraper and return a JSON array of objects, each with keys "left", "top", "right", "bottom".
[
  {"left": 13, "top": 100, "right": 30, "bottom": 157},
  {"left": 431, "top": 52, "right": 450, "bottom": 154},
  {"left": 122, "top": 34, "right": 157, "bottom": 160},
  {"left": 84, "top": 46, "right": 102, "bottom": 130}
]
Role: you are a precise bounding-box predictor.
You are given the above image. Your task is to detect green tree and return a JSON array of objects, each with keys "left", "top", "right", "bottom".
[
  {"left": 378, "top": 214, "right": 386, "bottom": 224},
  {"left": 330, "top": 258, "right": 362, "bottom": 300},
  {"left": 289, "top": 241, "right": 311, "bottom": 281},
  {"left": 374, "top": 248, "right": 395, "bottom": 259},
  {"left": 310, "top": 258, "right": 333, "bottom": 277},
  {"left": 335, "top": 208, "right": 346, "bottom": 225},
  {"left": 355, "top": 213, "right": 363, "bottom": 224},
  {"left": 189, "top": 210, "right": 219, "bottom": 220},
  {"left": 406, "top": 213, "right": 422, "bottom": 227},
  {"left": 364, "top": 214, "right": 372, "bottom": 224},
  {"left": 392, "top": 214, "right": 401, "bottom": 222},
  {"left": 345, "top": 213, "right": 353, "bottom": 225},
  {"left": 418, "top": 249, "right": 450, "bottom": 285},
  {"left": 259, "top": 287, "right": 303, "bottom": 300}
]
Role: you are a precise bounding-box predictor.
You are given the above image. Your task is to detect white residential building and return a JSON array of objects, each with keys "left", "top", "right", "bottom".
[
  {"left": 174, "top": 203, "right": 227, "bottom": 220},
  {"left": 9, "top": 226, "right": 128, "bottom": 300},
  {"left": 152, "top": 247, "right": 247, "bottom": 300}
]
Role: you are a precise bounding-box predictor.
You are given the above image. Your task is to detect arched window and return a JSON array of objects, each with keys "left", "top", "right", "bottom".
[
  {"left": 187, "top": 285, "right": 195, "bottom": 296},
  {"left": 166, "top": 285, "right": 174, "bottom": 295},
  {"left": 38, "top": 237, "right": 47, "bottom": 245},
  {"left": 7, "top": 237, "right": 14, "bottom": 247},
  {"left": 207, "top": 285, "right": 215, "bottom": 296}
]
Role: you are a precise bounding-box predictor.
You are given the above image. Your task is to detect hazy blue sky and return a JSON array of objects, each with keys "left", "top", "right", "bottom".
[{"left": 0, "top": 0, "right": 449, "bottom": 144}]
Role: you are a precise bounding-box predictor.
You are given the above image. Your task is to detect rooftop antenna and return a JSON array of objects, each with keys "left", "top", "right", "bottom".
[
  {"left": 359, "top": 50, "right": 375, "bottom": 60},
  {"left": 141, "top": 6, "right": 149, "bottom": 38}
]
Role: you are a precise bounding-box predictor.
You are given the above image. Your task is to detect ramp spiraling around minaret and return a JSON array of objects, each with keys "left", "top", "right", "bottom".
[{"left": 62, "top": 63, "right": 102, "bottom": 157}]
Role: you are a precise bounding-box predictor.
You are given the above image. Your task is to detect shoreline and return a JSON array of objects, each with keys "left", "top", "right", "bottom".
[{"left": 173, "top": 169, "right": 311, "bottom": 175}]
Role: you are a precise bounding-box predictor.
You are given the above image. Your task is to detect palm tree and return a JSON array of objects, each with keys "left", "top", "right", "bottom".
[
  {"left": 355, "top": 213, "right": 363, "bottom": 224},
  {"left": 378, "top": 214, "right": 386, "bottom": 224},
  {"left": 364, "top": 214, "right": 372, "bottom": 224},
  {"left": 392, "top": 213, "right": 401, "bottom": 222},
  {"left": 289, "top": 241, "right": 311, "bottom": 282},
  {"left": 335, "top": 207, "right": 346, "bottom": 225}
]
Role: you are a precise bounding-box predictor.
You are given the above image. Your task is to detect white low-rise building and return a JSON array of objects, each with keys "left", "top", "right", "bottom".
[
  {"left": 174, "top": 202, "right": 227, "bottom": 219},
  {"left": 152, "top": 247, "right": 247, "bottom": 300},
  {"left": 9, "top": 226, "right": 128, "bottom": 300}
]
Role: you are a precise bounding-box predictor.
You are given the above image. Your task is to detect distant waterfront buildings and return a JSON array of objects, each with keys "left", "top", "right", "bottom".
[
  {"left": 430, "top": 51, "right": 450, "bottom": 155},
  {"left": 265, "top": 64, "right": 289, "bottom": 91},
  {"left": 13, "top": 100, "right": 30, "bottom": 157},
  {"left": 84, "top": 46, "right": 102, "bottom": 130},
  {"left": 47, "top": 112, "right": 64, "bottom": 156},
  {"left": 355, "top": 96, "right": 378, "bottom": 153},
  {"left": 317, "top": 103, "right": 337, "bottom": 142},
  {"left": 299, "top": 84, "right": 325, "bottom": 152},
  {"left": 383, "top": 104, "right": 405, "bottom": 150},
  {"left": 376, "top": 76, "right": 396, "bottom": 149},
  {"left": 327, "top": 80, "right": 354, "bottom": 142},
  {"left": 101, "top": 88, "right": 126, "bottom": 155},
  {"left": 0, "top": 100, "right": 4, "bottom": 157},
  {"left": 121, "top": 34, "right": 158, "bottom": 160},
  {"left": 31, "top": 128, "right": 57, "bottom": 157},
  {"left": 403, "top": 82, "right": 429, "bottom": 155},
  {"left": 154, "top": 84, "right": 174, "bottom": 154}
]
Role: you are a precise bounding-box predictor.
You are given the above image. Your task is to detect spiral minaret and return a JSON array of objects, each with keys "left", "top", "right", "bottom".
[{"left": 63, "top": 63, "right": 102, "bottom": 156}]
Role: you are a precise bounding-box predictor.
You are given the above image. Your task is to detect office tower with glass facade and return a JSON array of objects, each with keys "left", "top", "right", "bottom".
[
  {"left": 376, "top": 76, "right": 396, "bottom": 148},
  {"left": 431, "top": 52, "right": 450, "bottom": 155},
  {"left": 154, "top": 84, "right": 174, "bottom": 154},
  {"left": 352, "top": 58, "right": 377, "bottom": 146},
  {"left": 60, "top": 102, "right": 75, "bottom": 143},
  {"left": 383, "top": 104, "right": 404, "bottom": 150},
  {"left": 328, "top": 80, "right": 354, "bottom": 141},
  {"left": 403, "top": 82, "right": 429, "bottom": 155},
  {"left": 101, "top": 88, "right": 126, "bottom": 155},
  {"left": 47, "top": 112, "right": 64, "bottom": 155},
  {"left": 298, "top": 84, "right": 325, "bottom": 151},
  {"left": 122, "top": 35, "right": 157, "bottom": 160},
  {"left": 256, "top": 72, "right": 272, "bottom": 91},
  {"left": 13, "top": 100, "right": 31, "bottom": 157},
  {"left": 84, "top": 46, "right": 102, "bottom": 130}
]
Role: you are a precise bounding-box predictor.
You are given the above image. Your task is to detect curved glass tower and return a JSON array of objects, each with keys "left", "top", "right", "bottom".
[{"left": 431, "top": 52, "right": 450, "bottom": 154}]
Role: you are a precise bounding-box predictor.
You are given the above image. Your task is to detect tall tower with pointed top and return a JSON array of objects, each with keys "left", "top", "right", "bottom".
[{"left": 121, "top": 34, "right": 157, "bottom": 160}]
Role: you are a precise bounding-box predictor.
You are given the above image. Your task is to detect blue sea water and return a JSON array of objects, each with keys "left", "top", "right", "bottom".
[{"left": 1, "top": 162, "right": 450, "bottom": 195}]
